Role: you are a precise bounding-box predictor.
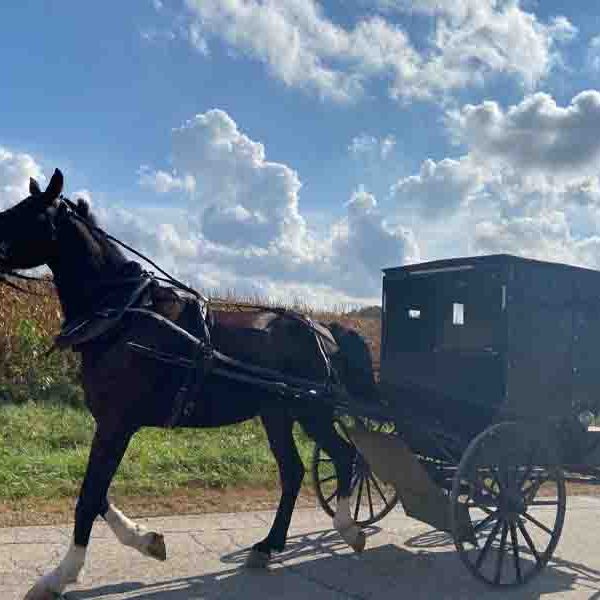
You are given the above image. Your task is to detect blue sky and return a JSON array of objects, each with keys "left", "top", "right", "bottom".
[{"left": 2, "top": 1, "right": 600, "bottom": 306}]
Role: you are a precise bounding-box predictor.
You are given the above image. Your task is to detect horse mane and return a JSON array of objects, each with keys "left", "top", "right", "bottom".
[
  {"left": 74, "top": 197, "right": 97, "bottom": 226},
  {"left": 67, "top": 199, "right": 128, "bottom": 271}
]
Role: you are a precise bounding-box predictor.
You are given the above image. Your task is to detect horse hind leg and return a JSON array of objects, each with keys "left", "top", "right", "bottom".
[
  {"left": 301, "top": 415, "right": 366, "bottom": 553},
  {"left": 333, "top": 496, "right": 366, "bottom": 552}
]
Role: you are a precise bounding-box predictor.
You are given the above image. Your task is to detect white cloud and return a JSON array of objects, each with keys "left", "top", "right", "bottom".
[
  {"left": 179, "top": 0, "right": 574, "bottom": 103},
  {"left": 329, "top": 187, "right": 418, "bottom": 286},
  {"left": 588, "top": 36, "right": 600, "bottom": 72},
  {"left": 188, "top": 22, "right": 209, "bottom": 55},
  {"left": 392, "top": 157, "right": 600, "bottom": 268},
  {"left": 0, "top": 147, "right": 45, "bottom": 209},
  {"left": 391, "top": 155, "right": 487, "bottom": 218},
  {"left": 133, "top": 110, "right": 418, "bottom": 303},
  {"left": 140, "top": 27, "right": 176, "bottom": 43},
  {"left": 472, "top": 211, "right": 582, "bottom": 265},
  {"left": 450, "top": 91, "right": 600, "bottom": 176},
  {"left": 138, "top": 166, "right": 196, "bottom": 194},
  {"left": 387, "top": 89, "right": 600, "bottom": 268},
  {"left": 349, "top": 134, "right": 396, "bottom": 160},
  {"left": 565, "top": 177, "right": 600, "bottom": 208},
  {"left": 168, "top": 109, "right": 309, "bottom": 254}
]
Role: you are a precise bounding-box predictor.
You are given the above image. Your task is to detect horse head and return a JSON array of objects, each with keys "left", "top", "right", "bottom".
[
  {"left": 0, "top": 168, "right": 64, "bottom": 271},
  {"left": 0, "top": 168, "right": 134, "bottom": 322}
]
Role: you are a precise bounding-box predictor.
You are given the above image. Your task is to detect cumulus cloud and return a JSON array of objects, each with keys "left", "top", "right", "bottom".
[
  {"left": 138, "top": 166, "right": 196, "bottom": 194},
  {"left": 472, "top": 211, "right": 582, "bottom": 265},
  {"left": 331, "top": 188, "right": 419, "bottom": 278},
  {"left": 588, "top": 36, "right": 600, "bottom": 72},
  {"left": 169, "top": 109, "right": 309, "bottom": 254},
  {"left": 133, "top": 110, "right": 417, "bottom": 304},
  {"left": 178, "top": 0, "right": 574, "bottom": 103},
  {"left": 0, "top": 147, "right": 45, "bottom": 209},
  {"left": 329, "top": 187, "right": 418, "bottom": 286},
  {"left": 566, "top": 177, "right": 600, "bottom": 208},
  {"left": 385, "top": 87, "right": 600, "bottom": 270},
  {"left": 386, "top": 151, "right": 600, "bottom": 269},
  {"left": 391, "top": 156, "right": 487, "bottom": 218},
  {"left": 349, "top": 134, "right": 396, "bottom": 160},
  {"left": 450, "top": 91, "right": 600, "bottom": 176}
]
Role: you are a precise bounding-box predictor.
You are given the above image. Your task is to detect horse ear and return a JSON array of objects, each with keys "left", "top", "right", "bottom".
[
  {"left": 29, "top": 178, "right": 42, "bottom": 196},
  {"left": 43, "top": 169, "right": 64, "bottom": 204}
]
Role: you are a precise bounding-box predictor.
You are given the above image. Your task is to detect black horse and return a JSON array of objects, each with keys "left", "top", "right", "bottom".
[{"left": 0, "top": 170, "right": 378, "bottom": 599}]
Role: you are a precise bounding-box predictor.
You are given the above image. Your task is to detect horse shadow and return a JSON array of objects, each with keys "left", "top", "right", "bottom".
[{"left": 66, "top": 526, "right": 598, "bottom": 599}]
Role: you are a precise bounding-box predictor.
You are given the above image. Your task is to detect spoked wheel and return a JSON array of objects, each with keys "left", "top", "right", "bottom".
[
  {"left": 312, "top": 418, "right": 399, "bottom": 526},
  {"left": 451, "top": 422, "right": 566, "bottom": 587}
]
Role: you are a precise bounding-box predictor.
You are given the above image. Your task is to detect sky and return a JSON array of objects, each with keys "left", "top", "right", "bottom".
[{"left": 1, "top": 1, "right": 600, "bottom": 307}]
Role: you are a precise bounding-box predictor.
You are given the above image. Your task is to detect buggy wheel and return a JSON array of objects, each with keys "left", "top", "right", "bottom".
[
  {"left": 312, "top": 418, "right": 399, "bottom": 526},
  {"left": 451, "top": 422, "right": 566, "bottom": 587}
]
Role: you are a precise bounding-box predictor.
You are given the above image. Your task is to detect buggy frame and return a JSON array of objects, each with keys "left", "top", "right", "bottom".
[{"left": 311, "top": 254, "right": 600, "bottom": 587}]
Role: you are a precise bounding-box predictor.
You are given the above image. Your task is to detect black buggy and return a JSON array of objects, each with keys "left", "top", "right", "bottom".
[{"left": 312, "top": 253, "right": 600, "bottom": 587}]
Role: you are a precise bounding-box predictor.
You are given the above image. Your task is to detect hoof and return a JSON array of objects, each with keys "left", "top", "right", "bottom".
[
  {"left": 244, "top": 549, "right": 270, "bottom": 569},
  {"left": 337, "top": 525, "right": 367, "bottom": 553},
  {"left": 23, "top": 584, "right": 65, "bottom": 600},
  {"left": 350, "top": 530, "right": 366, "bottom": 553},
  {"left": 146, "top": 532, "right": 167, "bottom": 562}
]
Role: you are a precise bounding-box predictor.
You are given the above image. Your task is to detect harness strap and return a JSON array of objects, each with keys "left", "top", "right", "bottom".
[
  {"left": 165, "top": 343, "right": 213, "bottom": 427},
  {"left": 55, "top": 276, "right": 155, "bottom": 350},
  {"left": 212, "top": 350, "right": 330, "bottom": 392}
]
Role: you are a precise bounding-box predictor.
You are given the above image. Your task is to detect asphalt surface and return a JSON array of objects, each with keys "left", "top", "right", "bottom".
[{"left": 4, "top": 497, "right": 600, "bottom": 599}]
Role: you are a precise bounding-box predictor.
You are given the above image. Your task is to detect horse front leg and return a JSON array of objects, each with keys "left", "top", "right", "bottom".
[
  {"left": 25, "top": 424, "right": 135, "bottom": 600},
  {"left": 245, "top": 411, "right": 305, "bottom": 568}
]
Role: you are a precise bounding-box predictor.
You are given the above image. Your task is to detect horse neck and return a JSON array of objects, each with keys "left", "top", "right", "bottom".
[{"left": 48, "top": 221, "right": 129, "bottom": 323}]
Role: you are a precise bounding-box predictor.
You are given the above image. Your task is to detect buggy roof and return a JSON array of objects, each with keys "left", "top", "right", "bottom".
[{"left": 382, "top": 253, "right": 600, "bottom": 279}]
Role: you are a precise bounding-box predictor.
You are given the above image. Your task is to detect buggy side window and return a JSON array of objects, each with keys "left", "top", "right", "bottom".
[{"left": 452, "top": 303, "right": 464, "bottom": 325}]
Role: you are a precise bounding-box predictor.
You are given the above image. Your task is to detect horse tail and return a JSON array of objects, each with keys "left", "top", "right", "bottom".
[{"left": 327, "top": 321, "right": 378, "bottom": 403}]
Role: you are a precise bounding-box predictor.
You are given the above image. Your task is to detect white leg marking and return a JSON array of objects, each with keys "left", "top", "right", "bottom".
[
  {"left": 24, "top": 541, "right": 86, "bottom": 599},
  {"left": 105, "top": 504, "right": 166, "bottom": 561},
  {"left": 333, "top": 496, "right": 366, "bottom": 552}
]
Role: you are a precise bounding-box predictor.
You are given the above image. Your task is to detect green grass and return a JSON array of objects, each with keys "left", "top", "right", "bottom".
[{"left": 0, "top": 403, "right": 315, "bottom": 501}]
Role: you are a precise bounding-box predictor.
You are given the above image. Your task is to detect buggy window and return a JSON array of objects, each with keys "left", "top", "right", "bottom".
[{"left": 383, "top": 268, "right": 505, "bottom": 355}]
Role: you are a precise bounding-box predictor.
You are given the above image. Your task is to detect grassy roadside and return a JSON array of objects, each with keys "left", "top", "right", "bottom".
[{"left": 0, "top": 403, "right": 315, "bottom": 501}]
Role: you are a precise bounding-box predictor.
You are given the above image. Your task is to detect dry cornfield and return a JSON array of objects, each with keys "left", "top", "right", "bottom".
[{"left": 0, "top": 281, "right": 382, "bottom": 395}]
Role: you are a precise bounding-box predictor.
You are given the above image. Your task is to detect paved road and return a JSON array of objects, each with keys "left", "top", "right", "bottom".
[{"left": 3, "top": 498, "right": 600, "bottom": 599}]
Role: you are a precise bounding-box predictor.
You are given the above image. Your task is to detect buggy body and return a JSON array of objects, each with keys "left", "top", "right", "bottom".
[{"left": 380, "top": 254, "right": 600, "bottom": 447}]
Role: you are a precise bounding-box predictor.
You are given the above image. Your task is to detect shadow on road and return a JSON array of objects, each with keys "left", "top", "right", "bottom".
[{"left": 66, "top": 527, "right": 598, "bottom": 600}]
